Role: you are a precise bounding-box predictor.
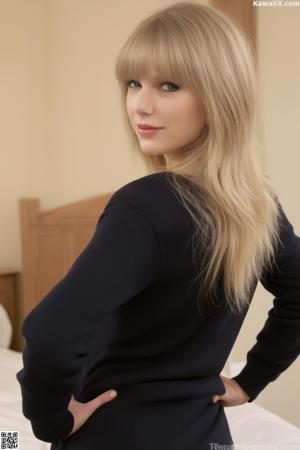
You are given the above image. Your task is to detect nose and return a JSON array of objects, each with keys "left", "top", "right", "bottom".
[{"left": 133, "top": 87, "right": 155, "bottom": 115}]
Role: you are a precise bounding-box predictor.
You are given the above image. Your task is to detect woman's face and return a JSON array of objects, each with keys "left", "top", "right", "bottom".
[{"left": 126, "top": 69, "right": 206, "bottom": 167}]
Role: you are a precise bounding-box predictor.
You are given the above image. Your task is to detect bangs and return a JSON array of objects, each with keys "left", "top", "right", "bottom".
[{"left": 115, "top": 19, "right": 191, "bottom": 88}]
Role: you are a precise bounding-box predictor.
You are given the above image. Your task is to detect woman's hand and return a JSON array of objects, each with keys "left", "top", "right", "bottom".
[
  {"left": 212, "top": 374, "right": 250, "bottom": 407},
  {"left": 67, "top": 390, "right": 118, "bottom": 438}
]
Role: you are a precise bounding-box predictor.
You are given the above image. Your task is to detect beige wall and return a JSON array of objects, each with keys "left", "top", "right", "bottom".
[
  {"left": 0, "top": 0, "right": 49, "bottom": 270},
  {"left": 0, "top": 0, "right": 299, "bottom": 427}
]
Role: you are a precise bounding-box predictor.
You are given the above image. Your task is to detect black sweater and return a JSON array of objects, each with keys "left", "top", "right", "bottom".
[{"left": 16, "top": 171, "right": 300, "bottom": 445}]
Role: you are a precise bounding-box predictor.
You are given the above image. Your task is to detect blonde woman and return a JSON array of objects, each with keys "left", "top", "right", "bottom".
[{"left": 16, "top": 2, "right": 300, "bottom": 449}]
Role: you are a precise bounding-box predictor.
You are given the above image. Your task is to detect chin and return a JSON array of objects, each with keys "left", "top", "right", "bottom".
[{"left": 139, "top": 148, "right": 163, "bottom": 156}]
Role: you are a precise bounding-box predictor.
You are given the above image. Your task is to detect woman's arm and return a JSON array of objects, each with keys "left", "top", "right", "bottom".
[
  {"left": 16, "top": 196, "right": 159, "bottom": 443},
  {"left": 232, "top": 201, "right": 300, "bottom": 402}
]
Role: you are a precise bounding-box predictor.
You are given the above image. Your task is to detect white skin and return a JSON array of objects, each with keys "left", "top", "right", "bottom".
[
  {"left": 125, "top": 69, "right": 206, "bottom": 167},
  {"left": 65, "top": 70, "right": 250, "bottom": 438}
]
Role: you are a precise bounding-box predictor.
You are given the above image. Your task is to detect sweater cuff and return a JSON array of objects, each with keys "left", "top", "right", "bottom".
[
  {"left": 231, "top": 358, "right": 281, "bottom": 403},
  {"left": 30, "top": 409, "right": 74, "bottom": 443}
]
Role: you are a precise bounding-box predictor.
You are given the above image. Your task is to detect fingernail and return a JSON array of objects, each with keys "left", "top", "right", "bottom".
[{"left": 108, "top": 390, "right": 117, "bottom": 399}]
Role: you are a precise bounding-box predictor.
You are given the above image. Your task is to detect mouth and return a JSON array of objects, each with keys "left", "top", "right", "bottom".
[
  {"left": 137, "top": 124, "right": 163, "bottom": 130},
  {"left": 137, "top": 127, "right": 163, "bottom": 136}
]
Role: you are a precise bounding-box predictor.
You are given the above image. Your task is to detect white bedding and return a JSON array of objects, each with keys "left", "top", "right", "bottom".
[
  {"left": 1, "top": 347, "right": 300, "bottom": 450},
  {"left": 0, "top": 347, "right": 50, "bottom": 450}
]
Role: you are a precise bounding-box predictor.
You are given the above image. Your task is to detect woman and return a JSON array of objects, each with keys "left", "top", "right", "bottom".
[{"left": 16, "top": 2, "right": 300, "bottom": 449}]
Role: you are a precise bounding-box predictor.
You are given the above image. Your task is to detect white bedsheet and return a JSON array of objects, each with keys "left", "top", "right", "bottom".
[
  {"left": 0, "top": 347, "right": 50, "bottom": 450},
  {"left": 1, "top": 347, "right": 300, "bottom": 450},
  {"left": 227, "top": 402, "right": 300, "bottom": 448}
]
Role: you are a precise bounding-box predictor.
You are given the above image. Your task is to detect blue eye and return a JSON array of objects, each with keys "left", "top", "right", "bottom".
[
  {"left": 161, "top": 81, "right": 179, "bottom": 91},
  {"left": 126, "top": 80, "right": 179, "bottom": 91}
]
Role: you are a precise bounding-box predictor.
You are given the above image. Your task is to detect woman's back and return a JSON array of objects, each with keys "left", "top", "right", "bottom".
[
  {"left": 17, "top": 172, "right": 236, "bottom": 448},
  {"left": 72, "top": 171, "right": 238, "bottom": 448}
]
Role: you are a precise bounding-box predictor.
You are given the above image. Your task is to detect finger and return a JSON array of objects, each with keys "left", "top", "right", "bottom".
[
  {"left": 90, "top": 390, "right": 118, "bottom": 408},
  {"left": 212, "top": 395, "right": 219, "bottom": 403},
  {"left": 67, "top": 391, "right": 118, "bottom": 438},
  {"left": 76, "top": 392, "right": 114, "bottom": 424},
  {"left": 106, "top": 390, "right": 118, "bottom": 401}
]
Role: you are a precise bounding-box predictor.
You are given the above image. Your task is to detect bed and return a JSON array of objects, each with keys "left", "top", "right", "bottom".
[{"left": 1, "top": 193, "right": 300, "bottom": 449}]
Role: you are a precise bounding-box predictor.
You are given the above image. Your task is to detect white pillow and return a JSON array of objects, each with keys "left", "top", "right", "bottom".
[{"left": 0, "top": 303, "right": 12, "bottom": 348}]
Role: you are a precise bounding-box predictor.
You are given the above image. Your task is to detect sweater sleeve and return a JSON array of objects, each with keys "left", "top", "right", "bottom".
[
  {"left": 16, "top": 196, "right": 159, "bottom": 443},
  {"left": 232, "top": 201, "right": 300, "bottom": 402}
]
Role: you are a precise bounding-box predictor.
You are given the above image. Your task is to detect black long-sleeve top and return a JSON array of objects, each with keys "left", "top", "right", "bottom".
[{"left": 16, "top": 171, "right": 300, "bottom": 445}]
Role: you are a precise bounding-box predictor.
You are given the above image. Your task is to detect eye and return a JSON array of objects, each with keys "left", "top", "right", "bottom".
[
  {"left": 160, "top": 81, "right": 179, "bottom": 91},
  {"left": 126, "top": 79, "right": 179, "bottom": 92},
  {"left": 127, "top": 80, "right": 140, "bottom": 89}
]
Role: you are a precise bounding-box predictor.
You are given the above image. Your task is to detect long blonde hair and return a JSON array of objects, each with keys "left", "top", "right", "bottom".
[{"left": 114, "top": 1, "right": 282, "bottom": 315}]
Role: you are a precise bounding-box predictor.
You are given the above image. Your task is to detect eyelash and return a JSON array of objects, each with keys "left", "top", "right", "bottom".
[{"left": 126, "top": 80, "right": 179, "bottom": 91}]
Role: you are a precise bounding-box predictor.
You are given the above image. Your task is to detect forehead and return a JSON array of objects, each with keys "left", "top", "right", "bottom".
[{"left": 148, "top": 69, "right": 161, "bottom": 78}]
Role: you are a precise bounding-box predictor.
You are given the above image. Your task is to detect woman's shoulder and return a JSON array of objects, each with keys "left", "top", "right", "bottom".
[
  {"left": 100, "top": 171, "right": 190, "bottom": 230},
  {"left": 107, "top": 171, "right": 172, "bottom": 210}
]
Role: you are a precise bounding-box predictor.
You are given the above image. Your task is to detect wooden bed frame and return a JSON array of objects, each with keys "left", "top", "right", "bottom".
[{"left": 19, "top": 193, "right": 113, "bottom": 320}]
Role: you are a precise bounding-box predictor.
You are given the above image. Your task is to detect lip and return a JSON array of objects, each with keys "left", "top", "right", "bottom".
[
  {"left": 137, "top": 123, "right": 163, "bottom": 130},
  {"left": 137, "top": 127, "right": 162, "bottom": 136}
]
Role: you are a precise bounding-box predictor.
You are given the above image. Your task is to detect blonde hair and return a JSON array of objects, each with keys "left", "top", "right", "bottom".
[{"left": 114, "top": 1, "right": 282, "bottom": 316}]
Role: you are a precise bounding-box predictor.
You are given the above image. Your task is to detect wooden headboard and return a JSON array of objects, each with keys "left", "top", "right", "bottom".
[{"left": 19, "top": 193, "right": 113, "bottom": 320}]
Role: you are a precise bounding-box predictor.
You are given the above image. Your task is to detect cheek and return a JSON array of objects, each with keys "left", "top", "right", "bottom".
[
  {"left": 172, "top": 96, "right": 206, "bottom": 131},
  {"left": 187, "top": 104, "right": 206, "bottom": 136},
  {"left": 178, "top": 111, "right": 205, "bottom": 139}
]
